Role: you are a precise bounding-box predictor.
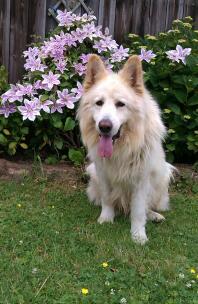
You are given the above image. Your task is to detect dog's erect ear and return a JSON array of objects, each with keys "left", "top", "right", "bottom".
[
  {"left": 83, "top": 54, "right": 108, "bottom": 92},
  {"left": 119, "top": 55, "right": 144, "bottom": 94}
]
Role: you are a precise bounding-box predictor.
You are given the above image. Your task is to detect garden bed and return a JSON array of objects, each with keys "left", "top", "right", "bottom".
[{"left": 0, "top": 158, "right": 83, "bottom": 185}]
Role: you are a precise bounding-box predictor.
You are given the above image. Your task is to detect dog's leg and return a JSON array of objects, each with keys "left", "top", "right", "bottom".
[
  {"left": 130, "top": 181, "right": 149, "bottom": 244},
  {"left": 98, "top": 202, "right": 115, "bottom": 224},
  {"left": 97, "top": 179, "right": 115, "bottom": 224},
  {"left": 156, "top": 190, "right": 170, "bottom": 211},
  {"left": 147, "top": 210, "right": 165, "bottom": 222}
]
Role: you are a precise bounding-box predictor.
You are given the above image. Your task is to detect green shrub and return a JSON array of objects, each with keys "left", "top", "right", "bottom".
[
  {"left": 0, "top": 10, "right": 128, "bottom": 164},
  {"left": 127, "top": 16, "right": 198, "bottom": 163},
  {"left": 1, "top": 14, "right": 197, "bottom": 164}
]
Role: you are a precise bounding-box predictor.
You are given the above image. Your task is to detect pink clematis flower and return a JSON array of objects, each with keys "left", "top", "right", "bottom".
[
  {"left": 42, "top": 71, "right": 60, "bottom": 90},
  {"left": 139, "top": 48, "right": 156, "bottom": 63}
]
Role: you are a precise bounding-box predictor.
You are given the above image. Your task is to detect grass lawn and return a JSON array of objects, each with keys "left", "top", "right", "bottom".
[{"left": 0, "top": 170, "right": 198, "bottom": 304}]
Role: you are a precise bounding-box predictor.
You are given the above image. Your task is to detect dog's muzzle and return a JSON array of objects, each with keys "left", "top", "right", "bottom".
[
  {"left": 98, "top": 119, "right": 121, "bottom": 142},
  {"left": 98, "top": 119, "right": 113, "bottom": 135}
]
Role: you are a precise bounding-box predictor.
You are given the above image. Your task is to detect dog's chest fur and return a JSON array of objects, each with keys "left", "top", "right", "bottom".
[{"left": 93, "top": 146, "right": 148, "bottom": 212}]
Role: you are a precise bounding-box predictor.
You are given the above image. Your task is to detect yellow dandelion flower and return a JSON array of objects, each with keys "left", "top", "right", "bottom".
[
  {"left": 17, "top": 204, "right": 22, "bottom": 208},
  {"left": 81, "top": 288, "right": 88, "bottom": 295},
  {"left": 102, "top": 262, "right": 108, "bottom": 268},
  {"left": 190, "top": 268, "right": 196, "bottom": 274}
]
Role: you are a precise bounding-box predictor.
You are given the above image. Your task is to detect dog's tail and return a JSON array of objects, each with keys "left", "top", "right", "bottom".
[
  {"left": 86, "top": 163, "right": 101, "bottom": 205},
  {"left": 154, "top": 162, "right": 177, "bottom": 212},
  {"left": 166, "top": 162, "right": 178, "bottom": 182}
]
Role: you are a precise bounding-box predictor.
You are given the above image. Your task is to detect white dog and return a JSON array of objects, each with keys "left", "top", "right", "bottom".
[{"left": 78, "top": 54, "right": 173, "bottom": 244}]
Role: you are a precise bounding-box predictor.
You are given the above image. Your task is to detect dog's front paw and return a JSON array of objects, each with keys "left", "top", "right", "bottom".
[
  {"left": 131, "top": 229, "right": 148, "bottom": 245},
  {"left": 97, "top": 214, "right": 114, "bottom": 224},
  {"left": 97, "top": 206, "right": 114, "bottom": 224}
]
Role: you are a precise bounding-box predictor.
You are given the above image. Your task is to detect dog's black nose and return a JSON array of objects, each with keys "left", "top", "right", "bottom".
[{"left": 99, "top": 119, "right": 112, "bottom": 134}]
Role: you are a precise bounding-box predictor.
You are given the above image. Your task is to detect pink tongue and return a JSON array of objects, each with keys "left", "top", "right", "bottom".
[{"left": 98, "top": 136, "right": 113, "bottom": 158}]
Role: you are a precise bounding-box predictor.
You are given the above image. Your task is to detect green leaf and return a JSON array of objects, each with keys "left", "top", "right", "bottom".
[
  {"left": 173, "top": 90, "right": 187, "bottom": 103},
  {"left": 9, "top": 142, "right": 17, "bottom": 149},
  {"left": 68, "top": 149, "right": 84, "bottom": 165},
  {"left": 20, "top": 143, "right": 28, "bottom": 149},
  {"left": 168, "top": 103, "right": 181, "bottom": 115},
  {"left": 186, "top": 55, "right": 198, "bottom": 68},
  {"left": 188, "top": 94, "right": 198, "bottom": 106},
  {"left": 61, "top": 74, "right": 69, "bottom": 81},
  {"left": 0, "top": 133, "right": 8, "bottom": 145},
  {"left": 51, "top": 115, "right": 63, "bottom": 129},
  {"left": 171, "top": 75, "right": 187, "bottom": 85},
  {"left": 3, "top": 129, "right": 10, "bottom": 135},
  {"left": 45, "top": 156, "right": 58, "bottom": 165},
  {"left": 166, "top": 143, "right": 175, "bottom": 151},
  {"left": 40, "top": 94, "right": 49, "bottom": 102},
  {"left": 21, "top": 127, "right": 29, "bottom": 135},
  {"left": 166, "top": 152, "right": 174, "bottom": 163},
  {"left": 54, "top": 138, "right": 63, "bottom": 150},
  {"left": 64, "top": 117, "right": 75, "bottom": 132},
  {"left": 8, "top": 142, "right": 17, "bottom": 155}
]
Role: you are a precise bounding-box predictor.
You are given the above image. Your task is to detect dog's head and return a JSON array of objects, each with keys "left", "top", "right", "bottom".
[{"left": 78, "top": 55, "right": 146, "bottom": 158}]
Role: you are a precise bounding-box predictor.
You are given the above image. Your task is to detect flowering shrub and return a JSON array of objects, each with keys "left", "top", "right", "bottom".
[
  {"left": 0, "top": 13, "right": 197, "bottom": 164},
  {"left": 128, "top": 16, "right": 198, "bottom": 163},
  {"left": 0, "top": 10, "right": 129, "bottom": 163}
]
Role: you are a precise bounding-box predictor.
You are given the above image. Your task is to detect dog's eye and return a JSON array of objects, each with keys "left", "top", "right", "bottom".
[
  {"left": 96, "top": 100, "right": 104, "bottom": 106},
  {"left": 116, "top": 101, "right": 125, "bottom": 107}
]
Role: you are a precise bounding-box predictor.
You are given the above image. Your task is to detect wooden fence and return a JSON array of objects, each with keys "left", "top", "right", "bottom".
[{"left": 0, "top": 0, "right": 198, "bottom": 83}]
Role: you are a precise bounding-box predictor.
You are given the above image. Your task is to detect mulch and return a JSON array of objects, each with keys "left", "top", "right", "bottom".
[
  {"left": 0, "top": 158, "right": 85, "bottom": 183},
  {"left": 0, "top": 158, "right": 197, "bottom": 182}
]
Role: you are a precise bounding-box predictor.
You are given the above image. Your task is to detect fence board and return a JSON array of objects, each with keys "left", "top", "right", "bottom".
[
  {"left": 0, "top": 0, "right": 10, "bottom": 69},
  {"left": 27, "top": 0, "right": 47, "bottom": 44},
  {"left": 9, "top": 0, "right": 29, "bottom": 83},
  {"left": 98, "top": 0, "right": 104, "bottom": 26},
  {"left": 114, "top": 0, "right": 133, "bottom": 42},
  {"left": 109, "top": 0, "right": 116, "bottom": 35},
  {"left": 86, "top": 0, "right": 100, "bottom": 20},
  {"left": 0, "top": 0, "right": 198, "bottom": 82},
  {"left": 46, "top": 0, "right": 58, "bottom": 34}
]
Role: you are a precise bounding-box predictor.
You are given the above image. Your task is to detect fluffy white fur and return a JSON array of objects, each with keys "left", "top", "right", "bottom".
[{"left": 78, "top": 55, "right": 173, "bottom": 244}]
